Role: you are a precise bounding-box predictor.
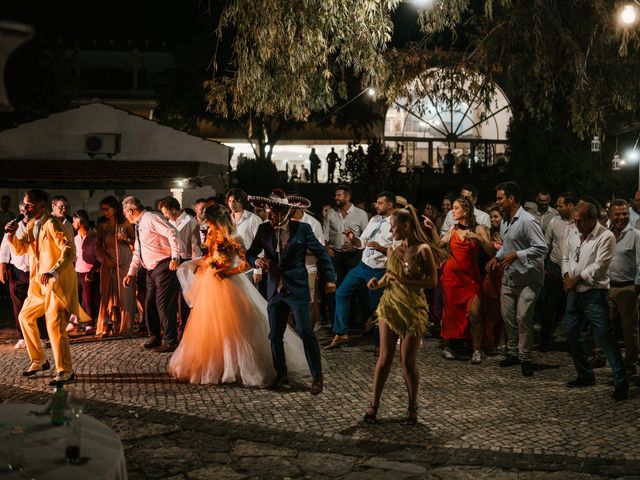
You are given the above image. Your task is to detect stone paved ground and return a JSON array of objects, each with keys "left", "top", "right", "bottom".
[{"left": 1, "top": 327, "right": 639, "bottom": 479}]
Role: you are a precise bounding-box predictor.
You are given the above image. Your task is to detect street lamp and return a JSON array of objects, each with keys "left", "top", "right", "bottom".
[{"left": 619, "top": 3, "right": 639, "bottom": 25}]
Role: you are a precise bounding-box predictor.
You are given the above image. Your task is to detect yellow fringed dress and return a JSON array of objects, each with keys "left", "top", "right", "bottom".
[{"left": 375, "top": 247, "right": 429, "bottom": 338}]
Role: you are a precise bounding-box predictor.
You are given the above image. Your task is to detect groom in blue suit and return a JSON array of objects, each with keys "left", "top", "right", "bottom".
[{"left": 247, "top": 190, "right": 336, "bottom": 394}]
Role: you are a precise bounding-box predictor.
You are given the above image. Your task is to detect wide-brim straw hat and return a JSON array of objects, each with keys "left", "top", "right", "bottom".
[{"left": 248, "top": 188, "right": 311, "bottom": 211}]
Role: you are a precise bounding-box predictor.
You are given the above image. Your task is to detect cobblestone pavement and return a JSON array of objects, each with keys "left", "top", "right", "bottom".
[{"left": 1, "top": 328, "right": 639, "bottom": 479}]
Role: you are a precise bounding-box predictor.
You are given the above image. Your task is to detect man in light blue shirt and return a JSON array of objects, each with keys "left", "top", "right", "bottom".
[{"left": 487, "top": 181, "right": 547, "bottom": 377}]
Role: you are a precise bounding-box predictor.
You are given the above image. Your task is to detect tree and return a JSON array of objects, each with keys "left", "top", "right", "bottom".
[
  {"left": 205, "top": 0, "right": 400, "bottom": 122},
  {"left": 401, "top": 0, "right": 640, "bottom": 138},
  {"left": 338, "top": 138, "right": 403, "bottom": 203}
]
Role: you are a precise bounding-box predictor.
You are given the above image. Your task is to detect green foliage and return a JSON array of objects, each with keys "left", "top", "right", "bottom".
[
  {"left": 338, "top": 138, "right": 403, "bottom": 203},
  {"left": 232, "top": 156, "right": 281, "bottom": 195},
  {"left": 205, "top": 0, "right": 400, "bottom": 122},
  {"left": 406, "top": 0, "right": 640, "bottom": 138},
  {"left": 505, "top": 100, "right": 636, "bottom": 200}
]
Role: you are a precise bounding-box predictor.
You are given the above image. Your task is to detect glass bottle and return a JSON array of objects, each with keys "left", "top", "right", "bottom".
[{"left": 50, "top": 381, "right": 67, "bottom": 426}]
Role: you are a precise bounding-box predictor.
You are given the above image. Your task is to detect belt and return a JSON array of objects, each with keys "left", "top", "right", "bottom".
[{"left": 610, "top": 280, "right": 635, "bottom": 288}]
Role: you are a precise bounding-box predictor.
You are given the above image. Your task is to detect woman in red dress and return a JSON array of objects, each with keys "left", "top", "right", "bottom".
[{"left": 440, "top": 197, "right": 495, "bottom": 364}]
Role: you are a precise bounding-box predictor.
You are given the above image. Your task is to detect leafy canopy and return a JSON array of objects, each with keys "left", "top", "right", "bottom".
[{"left": 205, "top": 0, "right": 400, "bottom": 122}]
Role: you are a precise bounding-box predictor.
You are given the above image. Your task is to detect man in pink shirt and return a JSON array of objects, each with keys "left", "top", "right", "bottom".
[{"left": 122, "top": 196, "right": 181, "bottom": 352}]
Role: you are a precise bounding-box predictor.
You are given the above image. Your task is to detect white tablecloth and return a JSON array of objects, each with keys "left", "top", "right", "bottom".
[{"left": 0, "top": 403, "right": 127, "bottom": 480}]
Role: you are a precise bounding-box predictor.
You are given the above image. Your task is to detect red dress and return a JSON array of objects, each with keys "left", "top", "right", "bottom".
[{"left": 440, "top": 229, "right": 482, "bottom": 340}]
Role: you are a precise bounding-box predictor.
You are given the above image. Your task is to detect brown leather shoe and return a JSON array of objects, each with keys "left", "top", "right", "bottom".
[
  {"left": 144, "top": 338, "right": 162, "bottom": 349},
  {"left": 152, "top": 344, "right": 177, "bottom": 353},
  {"left": 324, "top": 335, "right": 349, "bottom": 350},
  {"left": 310, "top": 375, "right": 323, "bottom": 395}
]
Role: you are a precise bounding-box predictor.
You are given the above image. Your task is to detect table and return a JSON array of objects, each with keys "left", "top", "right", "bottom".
[{"left": 0, "top": 403, "right": 127, "bottom": 479}]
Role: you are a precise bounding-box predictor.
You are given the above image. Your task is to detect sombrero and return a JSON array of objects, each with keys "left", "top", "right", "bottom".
[{"left": 248, "top": 188, "right": 311, "bottom": 210}]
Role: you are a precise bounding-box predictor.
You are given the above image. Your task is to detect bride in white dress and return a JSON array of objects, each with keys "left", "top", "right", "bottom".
[{"left": 168, "top": 204, "right": 309, "bottom": 386}]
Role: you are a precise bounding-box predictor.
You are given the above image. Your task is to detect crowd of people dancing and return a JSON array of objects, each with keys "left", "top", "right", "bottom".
[{"left": 1, "top": 179, "right": 638, "bottom": 424}]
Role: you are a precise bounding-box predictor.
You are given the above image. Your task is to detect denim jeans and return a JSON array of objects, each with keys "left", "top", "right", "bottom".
[
  {"left": 333, "top": 262, "right": 386, "bottom": 335},
  {"left": 565, "top": 289, "right": 626, "bottom": 385}
]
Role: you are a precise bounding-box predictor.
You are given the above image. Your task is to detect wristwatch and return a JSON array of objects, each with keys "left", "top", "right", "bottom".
[{"left": 171, "top": 257, "right": 180, "bottom": 263}]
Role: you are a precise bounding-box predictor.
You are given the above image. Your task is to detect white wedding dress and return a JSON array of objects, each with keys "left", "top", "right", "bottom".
[{"left": 168, "top": 257, "right": 311, "bottom": 386}]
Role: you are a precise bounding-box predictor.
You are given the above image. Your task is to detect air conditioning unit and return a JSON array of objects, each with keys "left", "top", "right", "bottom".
[{"left": 84, "top": 133, "right": 121, "bottom": 157}]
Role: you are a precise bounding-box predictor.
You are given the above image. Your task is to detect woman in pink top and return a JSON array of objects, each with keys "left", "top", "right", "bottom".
[{"left": 72, "top": 210, "right": 100, "bottom": 330}]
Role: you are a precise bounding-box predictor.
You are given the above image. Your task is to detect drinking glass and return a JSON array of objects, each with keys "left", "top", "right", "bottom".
[
  {"left": 6, "top": 425, "right": 25, "bottom": 471},
  {"left": 65, "top": 417, "right": 82, "bottom": 464},
  {"left": 67, "top": 387, "right": 86, "bottom": 417}
]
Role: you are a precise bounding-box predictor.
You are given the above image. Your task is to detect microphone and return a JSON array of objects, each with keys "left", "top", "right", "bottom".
[{"left": 4, "top": 213, "right": 25, "bottom": 232}]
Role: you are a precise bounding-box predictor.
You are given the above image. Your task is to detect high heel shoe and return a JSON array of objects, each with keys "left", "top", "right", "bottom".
[
  {"left": 403, "top": 406, "right": 418, "bottom": 426},
  {"left": 363, "top": 404, "right": 379, "bottom": 423}
]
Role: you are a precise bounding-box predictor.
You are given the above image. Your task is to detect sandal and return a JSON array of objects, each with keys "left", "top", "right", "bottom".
[
  {"left": 403, "top": 406, "right": 418, "bottom": 426},
  {"left": 363, "top": 403, "right": 379, "bottom": 423}
]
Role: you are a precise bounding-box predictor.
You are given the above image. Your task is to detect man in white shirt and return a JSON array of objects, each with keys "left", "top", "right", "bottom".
[
  {"left": 529, "top": 190, "right": 558, "bottom": 234},
  {"left": 291, "top": 208, "right": 326, "bottom": 326},
  {"left": 323, "top": 185, "right": 369, "bottom": 320},
  {"left": 540, "top": 192, "right": 575, "bottom": 350},
  {"left": 51, "top": 195, "right": 74, "bottom": 240},
  {"left": 325, "top": 192, "right": 395, "bottom": 349},
  {"left": 439, "top": 184, "right": 491, "bottom": 235},
  {"left": 193, "top": 197, "right": 208, "bottom": 245},
  {"left": 226, "top": 188, "right": 262, "bottom": 250},
  {"left": 226, "top": 188, "right": 264, "bottom": 287},
  {"left": 607, "top": 199, "right": 640, "bottom": 376},
  {"left": 562, "top": 197, "right": 629, "bottom": 400},
  {"left": 159, "top": 196, "right": 202, "bottom": 340},
  {"left": 0, "top": 203, "right": 31, "bottom": 347},
  {"left": 122, "top": 196, "right": 181, "bottom": 352},
  {"left": 630, "top": 190, "right": 640, "bottom": 227}
]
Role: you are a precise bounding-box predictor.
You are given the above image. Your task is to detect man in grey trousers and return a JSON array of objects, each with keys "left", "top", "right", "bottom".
[{"left": 487, "top": 181, "right": 547, "bottom": 377}]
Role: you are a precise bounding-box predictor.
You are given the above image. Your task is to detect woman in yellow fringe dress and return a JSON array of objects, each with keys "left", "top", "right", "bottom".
[{"left": 365, "top": 205, "right": 441, "bottom": 425}]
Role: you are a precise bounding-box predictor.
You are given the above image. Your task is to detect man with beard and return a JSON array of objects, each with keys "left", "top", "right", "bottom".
[
  {"left": 607, "top": 199, "right": 640, "bottom": 376},
  {"left": 5, "top": 189, "right": 89, "bottom": 383},
  {"left": 487, "top": 181, "right": 547, "bottom": 377},
  {"left": 540, "top": 192, "right": 576, "bottom": 350},
  {"left": 528, "top": 190, "right": 558, "bottom": 234},
  {"left": 325, "top": 192, "right": 395, "bottom": 349},
  {"left": 247, "top": 189, "right": 336, "bottom": 394},
  {"left": 323, "top": 185, "right": 369, "bottom": 320}
]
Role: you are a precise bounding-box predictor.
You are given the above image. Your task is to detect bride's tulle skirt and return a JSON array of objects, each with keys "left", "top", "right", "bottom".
[{"left": 168, "top": 260, "right": 310, "bottom": 386}]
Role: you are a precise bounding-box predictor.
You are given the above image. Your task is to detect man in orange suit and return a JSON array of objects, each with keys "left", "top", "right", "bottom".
[{"left": 5, "top": 189, "right": 89, "bottom": 384}]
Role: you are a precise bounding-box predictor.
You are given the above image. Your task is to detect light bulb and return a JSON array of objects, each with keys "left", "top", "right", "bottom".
[{"left": 620, "top": 4, "right": 637, "bottom": 25}]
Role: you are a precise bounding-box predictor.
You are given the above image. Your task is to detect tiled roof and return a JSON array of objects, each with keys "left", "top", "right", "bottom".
[{"left": 0, "top": 159, "right": 201, "bottom": 189}]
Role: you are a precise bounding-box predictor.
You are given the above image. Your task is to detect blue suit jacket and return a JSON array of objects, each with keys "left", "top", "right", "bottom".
[{"left": 246, "top": 220, "right": 336, "bottom": 302}]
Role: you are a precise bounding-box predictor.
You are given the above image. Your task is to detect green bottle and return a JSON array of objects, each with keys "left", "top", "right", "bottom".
[{"left": 50, "top": 381, "right": 67, "bottom": 426}]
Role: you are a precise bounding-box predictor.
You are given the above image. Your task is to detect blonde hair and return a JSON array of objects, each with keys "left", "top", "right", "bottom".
[
  {"left": 204, "top": 204, "right": 244, "bottom": 256},
  {"left": 394, "top": 204, "right": 447, "bottom": 263}
]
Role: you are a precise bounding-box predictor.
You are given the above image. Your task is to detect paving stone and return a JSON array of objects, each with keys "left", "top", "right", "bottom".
[
  {"left": 186, "top": 466, "right": 247, "bottom": 480},
  {"left": 108, "top": 417, "right": 182, "bottom": 440},
  {"left": 344, "top": 470, "right": 420, "bottom": 480},
  {"left": 295, "top": 452, "right": 355, "bottom": 477},
  {"left": 362, "top": 457, "right": 427, "bottom": 474},
  {"left": 235, "top": 456, "right": 301, "bottom": 478},
  {"left": 232, "top": 440, "right": 298, "bottom": 458},
  {"left": 0, "top": 332, "right": 638, "bottom": 479}
]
